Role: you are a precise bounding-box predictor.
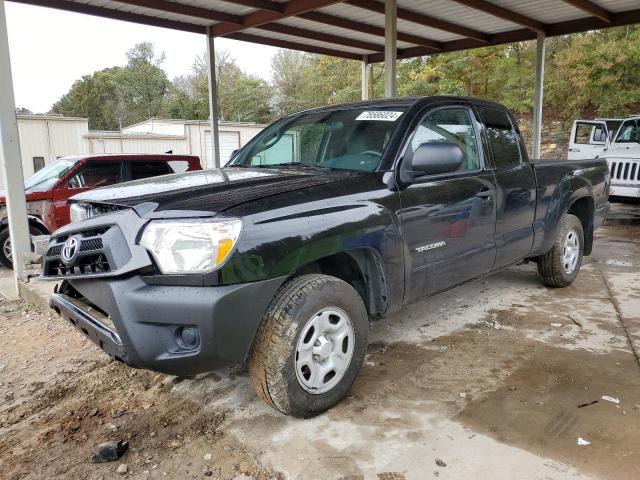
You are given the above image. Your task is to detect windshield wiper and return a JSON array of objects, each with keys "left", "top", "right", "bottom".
[{"left": 263, "top": 162, "right": 331, "bottom": 171}]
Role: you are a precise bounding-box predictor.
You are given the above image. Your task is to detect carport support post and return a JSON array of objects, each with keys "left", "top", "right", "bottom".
[
  {"left": 361, "top": 55, "right": 370, "bottom": 100},
  {"left": 384, "top": 0, "right": 397, "bottom": 98},
  {"left": 532, "top": 32, "right": 546, "bottom": 160},
  {"left": 206, "top": 27, "right": 221, "bottom": 169},
  {"left": 0, "top": 0, "right": 30, "bottom": 295}
]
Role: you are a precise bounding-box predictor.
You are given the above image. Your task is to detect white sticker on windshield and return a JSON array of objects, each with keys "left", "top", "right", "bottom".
[{"left": 355, "top": 111, "right": 404, "bottom": 121}]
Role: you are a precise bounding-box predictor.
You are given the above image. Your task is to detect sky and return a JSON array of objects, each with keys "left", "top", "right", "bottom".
[{"left": 5, "top": 2, "right": 279, "bottom": 113}]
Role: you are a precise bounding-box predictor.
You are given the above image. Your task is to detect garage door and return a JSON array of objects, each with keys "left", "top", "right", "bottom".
[{"left": 205, "top": 130, "right": 240, "bottom": 167}]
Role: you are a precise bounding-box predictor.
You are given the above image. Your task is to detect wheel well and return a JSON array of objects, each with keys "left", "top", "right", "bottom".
[
  {"left": 292, "top": 250, "right": 388, "bottom": 320},
  {"left": 568, "top": 196, "right": 594, "bottom": 255},
  {"left": 28, "top": 219, "right": 49, "bottom": 235}
]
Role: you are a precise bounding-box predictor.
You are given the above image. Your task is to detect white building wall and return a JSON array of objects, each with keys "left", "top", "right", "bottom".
[
  {"left": 0, "top": 115, "right": 265, "bottom": 188},
  {"left": 8, "top": 115, "right": 89, "bottom": 187}
]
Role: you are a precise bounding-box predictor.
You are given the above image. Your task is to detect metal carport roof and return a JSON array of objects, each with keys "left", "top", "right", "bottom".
[{"left": 9, "top": 0, "right": 640, "bottom": 61}]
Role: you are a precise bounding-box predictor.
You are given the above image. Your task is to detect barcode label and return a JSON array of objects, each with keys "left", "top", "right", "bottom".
[{"left": 355, "top": 111, "right": 404, "bottom": 121}]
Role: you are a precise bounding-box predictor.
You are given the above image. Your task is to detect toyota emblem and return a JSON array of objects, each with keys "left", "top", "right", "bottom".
[{"left": 61, "top": 237, "right": 79, "bottom": 264}]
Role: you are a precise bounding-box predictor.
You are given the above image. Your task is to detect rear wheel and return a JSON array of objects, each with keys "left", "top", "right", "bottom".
[
  {"left": 0, "top": 226, "right": 46, "bottom": 269},
  {"left": 249, "top": 274, "right": 368, "bottom": 418},
  {"left": 537, "top": 213, "right": 584, "bottom": 287}
]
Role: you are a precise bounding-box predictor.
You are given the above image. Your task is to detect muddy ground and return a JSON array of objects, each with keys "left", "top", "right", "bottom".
[{"left": 1, "top": 203, "right": 639, "bottom": 480}]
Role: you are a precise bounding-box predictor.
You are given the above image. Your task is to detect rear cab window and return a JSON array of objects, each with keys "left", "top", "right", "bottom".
[
  {"left": 129, "top": 161, "right": 174, "bottom": 181},
  {"left": 479, "top": 108, "right": 523, "bottom": 167}
]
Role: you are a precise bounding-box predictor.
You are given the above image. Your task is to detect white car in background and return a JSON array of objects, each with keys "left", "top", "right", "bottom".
[{"left": 569, "top": 116, "right": 640, "bottom": 200}]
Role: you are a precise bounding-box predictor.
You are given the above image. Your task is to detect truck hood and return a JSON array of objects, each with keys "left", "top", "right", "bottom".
[
  {"left": 0, "top": 189, "right": 51, "bottom": 205},
  {"left": 70, "top": 167, "right": 363, "bottom": 216}
]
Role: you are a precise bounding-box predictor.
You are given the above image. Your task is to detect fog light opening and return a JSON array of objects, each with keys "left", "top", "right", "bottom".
[{"left": 175, "top": 326, "right": 200, "bottom": 350}]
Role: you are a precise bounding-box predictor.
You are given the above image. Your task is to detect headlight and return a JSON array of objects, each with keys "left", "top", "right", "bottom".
[
  {"left": 70, "top": 203, "right": 90, "bottom": 223},
  {"left": 139, "top": 218, "right": 242, "bottom": 274}
]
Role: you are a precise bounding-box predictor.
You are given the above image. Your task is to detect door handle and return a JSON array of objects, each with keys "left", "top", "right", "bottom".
[
  {"left": 476, "top": 190, "right": 495, "bottom": 198},
  {"left": 569, "top": 148, "right": 580, "bottom": 152}
]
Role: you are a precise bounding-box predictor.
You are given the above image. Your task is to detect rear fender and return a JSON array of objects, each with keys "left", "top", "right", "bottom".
[{"left": 531, "top": 173, "right": 595, "bottom": 256}]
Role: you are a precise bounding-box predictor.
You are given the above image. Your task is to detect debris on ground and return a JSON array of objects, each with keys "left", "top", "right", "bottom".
[
  {"left": 577, "top": 438, "right": 591, "bottom": 446},
  {"left": 435, "top": 459, "right": 447, "bottom": 467},
  {"left": 91, "top": 440, "right": 129, "bottom": 463},
  {"left": 116, "top": 463, "right": 128, "bottom": 475},
  {"left": 602, "top": 395, "right": 620, "bottom": 404}
]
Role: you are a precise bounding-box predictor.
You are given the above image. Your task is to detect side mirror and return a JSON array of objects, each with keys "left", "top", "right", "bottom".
[
  {"left": 411, "top": 142, "right": 465, "bottom": 175},
  {"left": 229, "top": 149, "right": 239, "bottom": 160}
]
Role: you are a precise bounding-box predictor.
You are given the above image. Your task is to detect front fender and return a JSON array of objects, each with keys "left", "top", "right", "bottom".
[{"left": 220, "top": 199, "right": 404, "bottom": 312}]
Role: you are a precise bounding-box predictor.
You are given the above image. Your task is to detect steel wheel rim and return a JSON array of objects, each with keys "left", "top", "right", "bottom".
[
  {"left": 3, "top": 237, "right": 11, "bottom": 261},
  {"left": 295, "top": 307, "right": 355, "bottom": 395},
  {"left": 562, "top": 228, "right": 579, "bottom": 274}
]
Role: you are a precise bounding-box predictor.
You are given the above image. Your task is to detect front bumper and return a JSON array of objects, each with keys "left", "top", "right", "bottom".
[
  {"left": 610, "top": 185, "right": 640, "bottom": 198},
  {"left": 51, "top": 275, "right": 287, "bottom": 376}
]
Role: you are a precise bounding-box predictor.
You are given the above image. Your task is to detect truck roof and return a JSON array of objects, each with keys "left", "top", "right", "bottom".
[
  {"left": 58, "top": 153, "right": 200, "bottom": 163},
  {"left": 295, "top": 96, "right": 508, "bottom": 115}
]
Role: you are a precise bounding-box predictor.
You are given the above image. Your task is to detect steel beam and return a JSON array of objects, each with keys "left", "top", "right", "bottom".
[
  {"left": 211, "top": 0, "right": 345, "bottom": 36},
  {"left": 450, "top": 0, "right": 546, "bottom": 33},
  {"left": 561, "top": 0, "right": 611, "bottom": 23},
  {"left": 0, "top": 0, "right": 31, "bottom": 294},
  {"left": 299, "top": 11, "right": 442, "bottom": 51},
  {"left": 347, "top": 0, "right": 490, "bottom": 43},
  {"left": 384, "top": 0, "right": 396, "bottom": 98},
  {"left": 532, "top": 32, "right": 545, "bottom": 160},
  {"left": 361, "top": 55, "right": 370, "bottom": 100},
  {"left": 227, "top": 32, "right": 362, "bottom": 60},
  {"left": 206, "top": 27, "right": 221, "bottom": 169}
]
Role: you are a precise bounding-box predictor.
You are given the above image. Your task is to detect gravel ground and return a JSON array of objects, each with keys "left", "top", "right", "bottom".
[{"left": 1, "top": 204, "right": 639, "bottom": 480}]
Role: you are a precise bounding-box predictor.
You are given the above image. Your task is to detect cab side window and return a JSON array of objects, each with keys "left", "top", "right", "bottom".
[
  {"left": 130, "top": 161, "right": 173, "bottom": 180},
  {"left": 67, "top": 162, "right": 122, "bottom": 189},
  {"left": 480, "top": 108, "right": 522, "bottom": 168},
  {"left": 410, "top": 108, "right": 481, "bottom": 172}
]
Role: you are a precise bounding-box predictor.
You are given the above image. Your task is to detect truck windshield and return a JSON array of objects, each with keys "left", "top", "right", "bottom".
[
  {"left": 614, "top": 119, "right": 639, "bottom": 143},
  {"left": 229, "top": 106, "right": 408, "bottom": 172},
  {"left": 24, "top": 158, "right": 77, "bottom": 192}
]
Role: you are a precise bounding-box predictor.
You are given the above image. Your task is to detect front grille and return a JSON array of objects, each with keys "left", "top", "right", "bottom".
[
  {"left": 46, "top": 254, "right": 111, "bottom": 276},
  {"left": 54, "top": 226, "right": 111, "bottom": 243},
  {"left": 80, "top": 238, "right": 103, "bottom": 252},
  {"left": 44, "top": 225, "right": 114, "bottom": 278},
  {"left": 609, "top": 159, "right": 640, "bottom": 184}
]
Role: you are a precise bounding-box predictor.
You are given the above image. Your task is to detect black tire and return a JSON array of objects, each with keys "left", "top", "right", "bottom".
[
  {"left": 0, "top": 225, "right": 46, "bottom": 269},
  {"left": 249, "top": 274, "right": 368, "bottom": 418},
  {"left": 537, "top": 213, "right": 584, "bottom": 287}
]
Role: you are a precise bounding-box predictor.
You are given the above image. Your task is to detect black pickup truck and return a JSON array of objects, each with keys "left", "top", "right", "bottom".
[{"left": 43, "top": 97, "right": 610, "bottom": 417}]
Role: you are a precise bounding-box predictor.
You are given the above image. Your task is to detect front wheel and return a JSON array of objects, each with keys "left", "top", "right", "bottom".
[
  {"left": 249, "top": 274, "right": 368, "bottom": 418},
  {"left": 537, "top": 213, "right": 584, "bottom": 287}
]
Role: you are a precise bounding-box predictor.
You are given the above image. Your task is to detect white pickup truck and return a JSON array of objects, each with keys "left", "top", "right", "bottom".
[{"left": 569, "top": 117, "right": 639, "bottom": 199}]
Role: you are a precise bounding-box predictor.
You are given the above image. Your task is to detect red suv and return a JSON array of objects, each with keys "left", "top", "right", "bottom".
[{"left": 0, "top": 154, "right": 201, "bottom": 268}]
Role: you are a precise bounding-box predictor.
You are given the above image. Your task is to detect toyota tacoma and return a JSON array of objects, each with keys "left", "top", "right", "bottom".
[{"left": 42, "top": 97, "right": 610, "bottom": 417}]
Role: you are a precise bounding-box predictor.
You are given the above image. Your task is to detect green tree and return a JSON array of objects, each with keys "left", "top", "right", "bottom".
[
  {"left": 166, "top": 50, "right": 272, "bottom": 123},
  {"left": 117, "top": 42, "right": 171, "bottom": 126},
  {"left": 51, "top": 67, "right": 123, "bottom": 130}
]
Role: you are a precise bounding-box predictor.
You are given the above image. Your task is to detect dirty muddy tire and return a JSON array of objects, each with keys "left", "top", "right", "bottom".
[
  {"left": 0, "top": 226, "right": 44, "bottom": 269},
  {"left": 249, "top": 274, "right": 368, "bottom": 418},
  {"left": 537, "top": 213, "right": 584, "bottom": 288}
]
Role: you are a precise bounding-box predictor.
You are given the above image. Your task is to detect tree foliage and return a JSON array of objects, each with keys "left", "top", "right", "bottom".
[{"left": 51, "top": 26, "right": 640, "bottom": 131}]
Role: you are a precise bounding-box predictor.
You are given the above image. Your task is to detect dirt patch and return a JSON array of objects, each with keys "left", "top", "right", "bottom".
[{"left": 0, "top": 298, "right": 282, "bottom": 480}]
